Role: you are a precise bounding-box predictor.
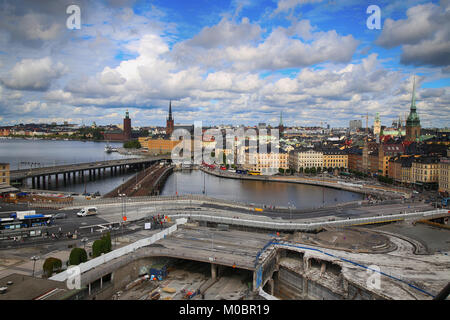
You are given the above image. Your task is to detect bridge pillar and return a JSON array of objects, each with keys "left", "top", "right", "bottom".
[
  {"left": 31, "top": 177, "right": 36, "bottom": 189},
  {"left": 63, "top": 173, "right": 67, "bottom": 185},
  {"left": 55, "top": 173, "right": 58, "bottom": 186},
  {"left": 42, "top": 175, "right": 46, "bottom": 189},
  {"left": 211, "top": 264, "right": 218, "bottom": 281},
  {"left": 266, "top": 279, "right": 274, "bottom": 295},
  {"left": 73, "top": 171, "right": 76, "bottom": 183},
  {"left": 89, "top": 170, "right": 92, "bottom": 180}
]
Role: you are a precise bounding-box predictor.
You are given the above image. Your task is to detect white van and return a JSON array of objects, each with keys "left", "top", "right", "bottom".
[{"left": 77, "top": 207, "right": 98, "bottom": 217}]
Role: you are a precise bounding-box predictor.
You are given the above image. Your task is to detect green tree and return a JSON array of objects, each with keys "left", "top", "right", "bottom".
[
  {"left": 279, "top": 168, "right": 285, "bottom": 174},
  {"left": 42, "top": 257, "right": 62, "bottom": 278},
  {"left": 299, "top": 167, "right": 304, "bottom": 173},
  {"left": 124, "top": 140, "right": 141, "bottom": 149},
  {"left": 222, "top": 152, "right": 226, "bottom": 165},
  {"left": 69, "top": 248, "right": 88, "bottom": 266},
  {"left": 92, "top": 232, "right": 112, "bottom": 258},
  {"left": 304, "top": 167, "right": 310, "bottom": 174},
  {"left": 92, "top": 239, "right": 106, "bottom": 258},
  {"left": 317, "top": 167, "right": 322, "bottom": 173},
  {"left": 310, "top": 167, "right": 316, "bottom": 174}
]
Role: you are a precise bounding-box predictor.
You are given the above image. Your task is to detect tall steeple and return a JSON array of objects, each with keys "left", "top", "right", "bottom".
[
  {"left": 411, "top": 76, "right": 416, "bottom": 111},
  {"left": 166, "top": 100, "right": 174, "bottom": 136},
  {"left": 168, "top": 100, "right": 173, "bottom": 121},
  {"left": 406, "top": 75, "right": 421, "bottom": 142}
]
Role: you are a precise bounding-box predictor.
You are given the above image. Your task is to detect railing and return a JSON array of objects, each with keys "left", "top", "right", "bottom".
[
  {"left": 167, "top": 209, "right": 449, "bottom": 232},
  {"left": 49, "top": 218, "right": 187, "bottom": 282}
]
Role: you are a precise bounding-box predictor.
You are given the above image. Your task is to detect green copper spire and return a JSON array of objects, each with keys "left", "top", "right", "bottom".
[
  {"left": 125, "top": 109, "right": 129, "bottom": 119},
  {"left": 406, "top": 75, "right": 420, "bottom": 127},
  {"left": 411, "top": 76, "right": 416, "bottom": 111}
]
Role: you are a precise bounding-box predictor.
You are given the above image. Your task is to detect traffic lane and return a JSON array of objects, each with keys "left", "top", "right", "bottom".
[{"left": 48, "top": 214, "right": 111, "bottom": 235}]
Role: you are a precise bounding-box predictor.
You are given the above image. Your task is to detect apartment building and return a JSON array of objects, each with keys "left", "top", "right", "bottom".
[
  {"left": 0, "top": 163, "right": 10, "bottom": 185},
  {"left": 322, "top": 149, "right": 348, "bottom": 169},
  {"left": 411, "top": 157, "right": 440, "bottom": 188},
  {"left": 439, "top": 158, "right": 450, "bottom": 194},
  {"left": 289, "top": 148, "right": 323, "bottom": 172}
]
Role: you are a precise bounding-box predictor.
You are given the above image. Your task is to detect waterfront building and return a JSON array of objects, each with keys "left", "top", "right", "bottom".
[
  {"left": 322, "top": 149, "right": 348, "bottom": 170},
  {"left": 439, "top": 157, "right": 450, "bottom": 195},
  {"left": 0, "top": 163, "right": 10, "bottom": 185},
  {"left": 138, "top": 137, "right": 181, "bottom": 154},
  {"left": 244, "top": 150, "right": 289, "bottom": 173},
  {"left": 103, "top": 110, "right": 132, "bottom": 141},
  {"left": 411, "top": 157, "right": 440, "bottom": 189},
  {"left": 289, "top": 148, "right": 323, "bottom": 172}
]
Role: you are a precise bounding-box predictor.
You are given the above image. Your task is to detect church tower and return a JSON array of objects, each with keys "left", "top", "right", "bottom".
[
  {"left": 278, "top": 111, "right": 284, "bottom": 135},
  {"left": 405, "top": 76, "right": 421, "bottom": 142},
  {"left": 166, "top": 100, "right": 174, "bottom": 136},
  {"left": 374, "top": 112, "right": 381, "bottom": 136}
]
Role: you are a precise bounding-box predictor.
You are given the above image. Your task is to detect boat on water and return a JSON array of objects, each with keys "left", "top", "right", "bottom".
[{"left": 105, "top": 143, "right": 118, "bottom": 153}]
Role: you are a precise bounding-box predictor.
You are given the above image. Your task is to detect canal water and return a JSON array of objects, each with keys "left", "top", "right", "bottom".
[
  {"left": 0, "top": 138, "right": 136, "bottom": 195},
  {"left": 1, "top": 139, "right": 364, "bottom": 208},
  {"left": 161, "top": 169, "right": 364, "bottom": 209}
]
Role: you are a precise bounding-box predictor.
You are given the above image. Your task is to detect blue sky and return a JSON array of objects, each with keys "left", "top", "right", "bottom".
[{"left": 0, "top": 0, "right": 448, "bottom": 128}]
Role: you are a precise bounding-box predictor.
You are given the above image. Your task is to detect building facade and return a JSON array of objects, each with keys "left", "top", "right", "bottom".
[
  {"left": 322, "top": 149, "right": 348, "bottom": 169},
  {"left": 289, "top": 149, "right": 323, "bottom": 172},
  {"left": 439, "top": 158, "right": 450, "bottom": 195},
  {"left": 0, "top": 163, "right": 10, "bottom": 185}
]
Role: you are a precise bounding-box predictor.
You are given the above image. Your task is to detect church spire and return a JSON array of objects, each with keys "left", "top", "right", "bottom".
[
  {"left": 411, "top": 76, "right": 416, "bottom": 111},
  {"left": 168, "top": 100, "right": 173, "bottom": 121}
]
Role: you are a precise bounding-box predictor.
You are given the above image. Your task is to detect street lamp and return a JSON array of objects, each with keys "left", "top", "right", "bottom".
[{"left": 30, "top": 255, "right": 39, "bottom": 277}]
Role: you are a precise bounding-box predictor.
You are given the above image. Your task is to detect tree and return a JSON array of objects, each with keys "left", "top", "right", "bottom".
[
  {"left": 317, "top": 167, "right": 322, "bottom": 173},
  {"left": 304, "top": 167, "right": 310, "bottom": 174},
  {"left": 92, "top": 233, "right": 112, "bottom": 258},
  {"left": 299, "top": 167, "right": 304, "bottom": 173},
  {"left": 222, "top": 152, "right": 227, "bottom": 165},
  {"left": 310, "top": 167, "right": 316, "bottom": 174},
  {"left": 124, "top": 140, "right": 141, "bottom": 149},
  {"left": 43, "top": 257, "right": 62, "bottom": 278},
  {"left": 92, "top": 239, "right": 105, "bottom": 258},
  {"left": 69, "top": 247, "right": 88, "bottom": 266},
  {"left": 279, "top": 168, "right": 285, "bottom": 174}
]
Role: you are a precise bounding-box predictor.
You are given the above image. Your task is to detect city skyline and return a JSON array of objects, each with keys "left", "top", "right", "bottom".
[{"left": 0, "top": 0, "right": 449, "bottom": 128}]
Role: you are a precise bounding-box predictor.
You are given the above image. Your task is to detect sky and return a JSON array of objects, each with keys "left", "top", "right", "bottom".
[{"left": 0, "top": 0, "right": 449, "bottom": 128}]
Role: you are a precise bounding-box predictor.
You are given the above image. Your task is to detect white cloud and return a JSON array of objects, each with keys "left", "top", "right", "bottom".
[
  {"left": 376, "top": 2, "right": 450, "bottom": 67},
  {"left": 1, "top": 57, "right": 67, "bottom": 91}
]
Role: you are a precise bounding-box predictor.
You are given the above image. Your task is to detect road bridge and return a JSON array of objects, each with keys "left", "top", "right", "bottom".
[{"left": 9, "top": 156, "right": 170, "bottom": 188}]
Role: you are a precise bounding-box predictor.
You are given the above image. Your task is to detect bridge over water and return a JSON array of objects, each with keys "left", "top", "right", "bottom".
[{"left": 10, "top": 156, "right": 170, "bottom": 188}]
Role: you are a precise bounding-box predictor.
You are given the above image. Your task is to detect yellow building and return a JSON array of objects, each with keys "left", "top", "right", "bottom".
[
  {"left": 244, "top": 152, "right": 289, "bottom": 172},
  {"left": 439, "top": 158, "right": 450, "bottom": 194},
  {"left": 138, "top": 137, "right": 181, "bottom": 154},
  {"left": 322, "top": 150, "right": 348, "bottom": 169},
  {"left": 0, "top": 163, "right": 10, "bottom": 185},
  {"left": 411, "top": 157, "right": 440, "bottom": 186}
]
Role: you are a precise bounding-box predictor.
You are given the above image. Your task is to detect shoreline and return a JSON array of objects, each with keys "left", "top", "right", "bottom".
[{"left": 199, "top": 167, "right": 411, "bottom": 200}]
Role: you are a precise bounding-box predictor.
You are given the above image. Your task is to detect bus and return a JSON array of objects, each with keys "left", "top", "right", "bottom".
[
  {"left": 248, "top": 171, "right": 261, "bottom": 176},
  {"left": 0, "top": 211, "right": 54, "bottom": 230}
]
